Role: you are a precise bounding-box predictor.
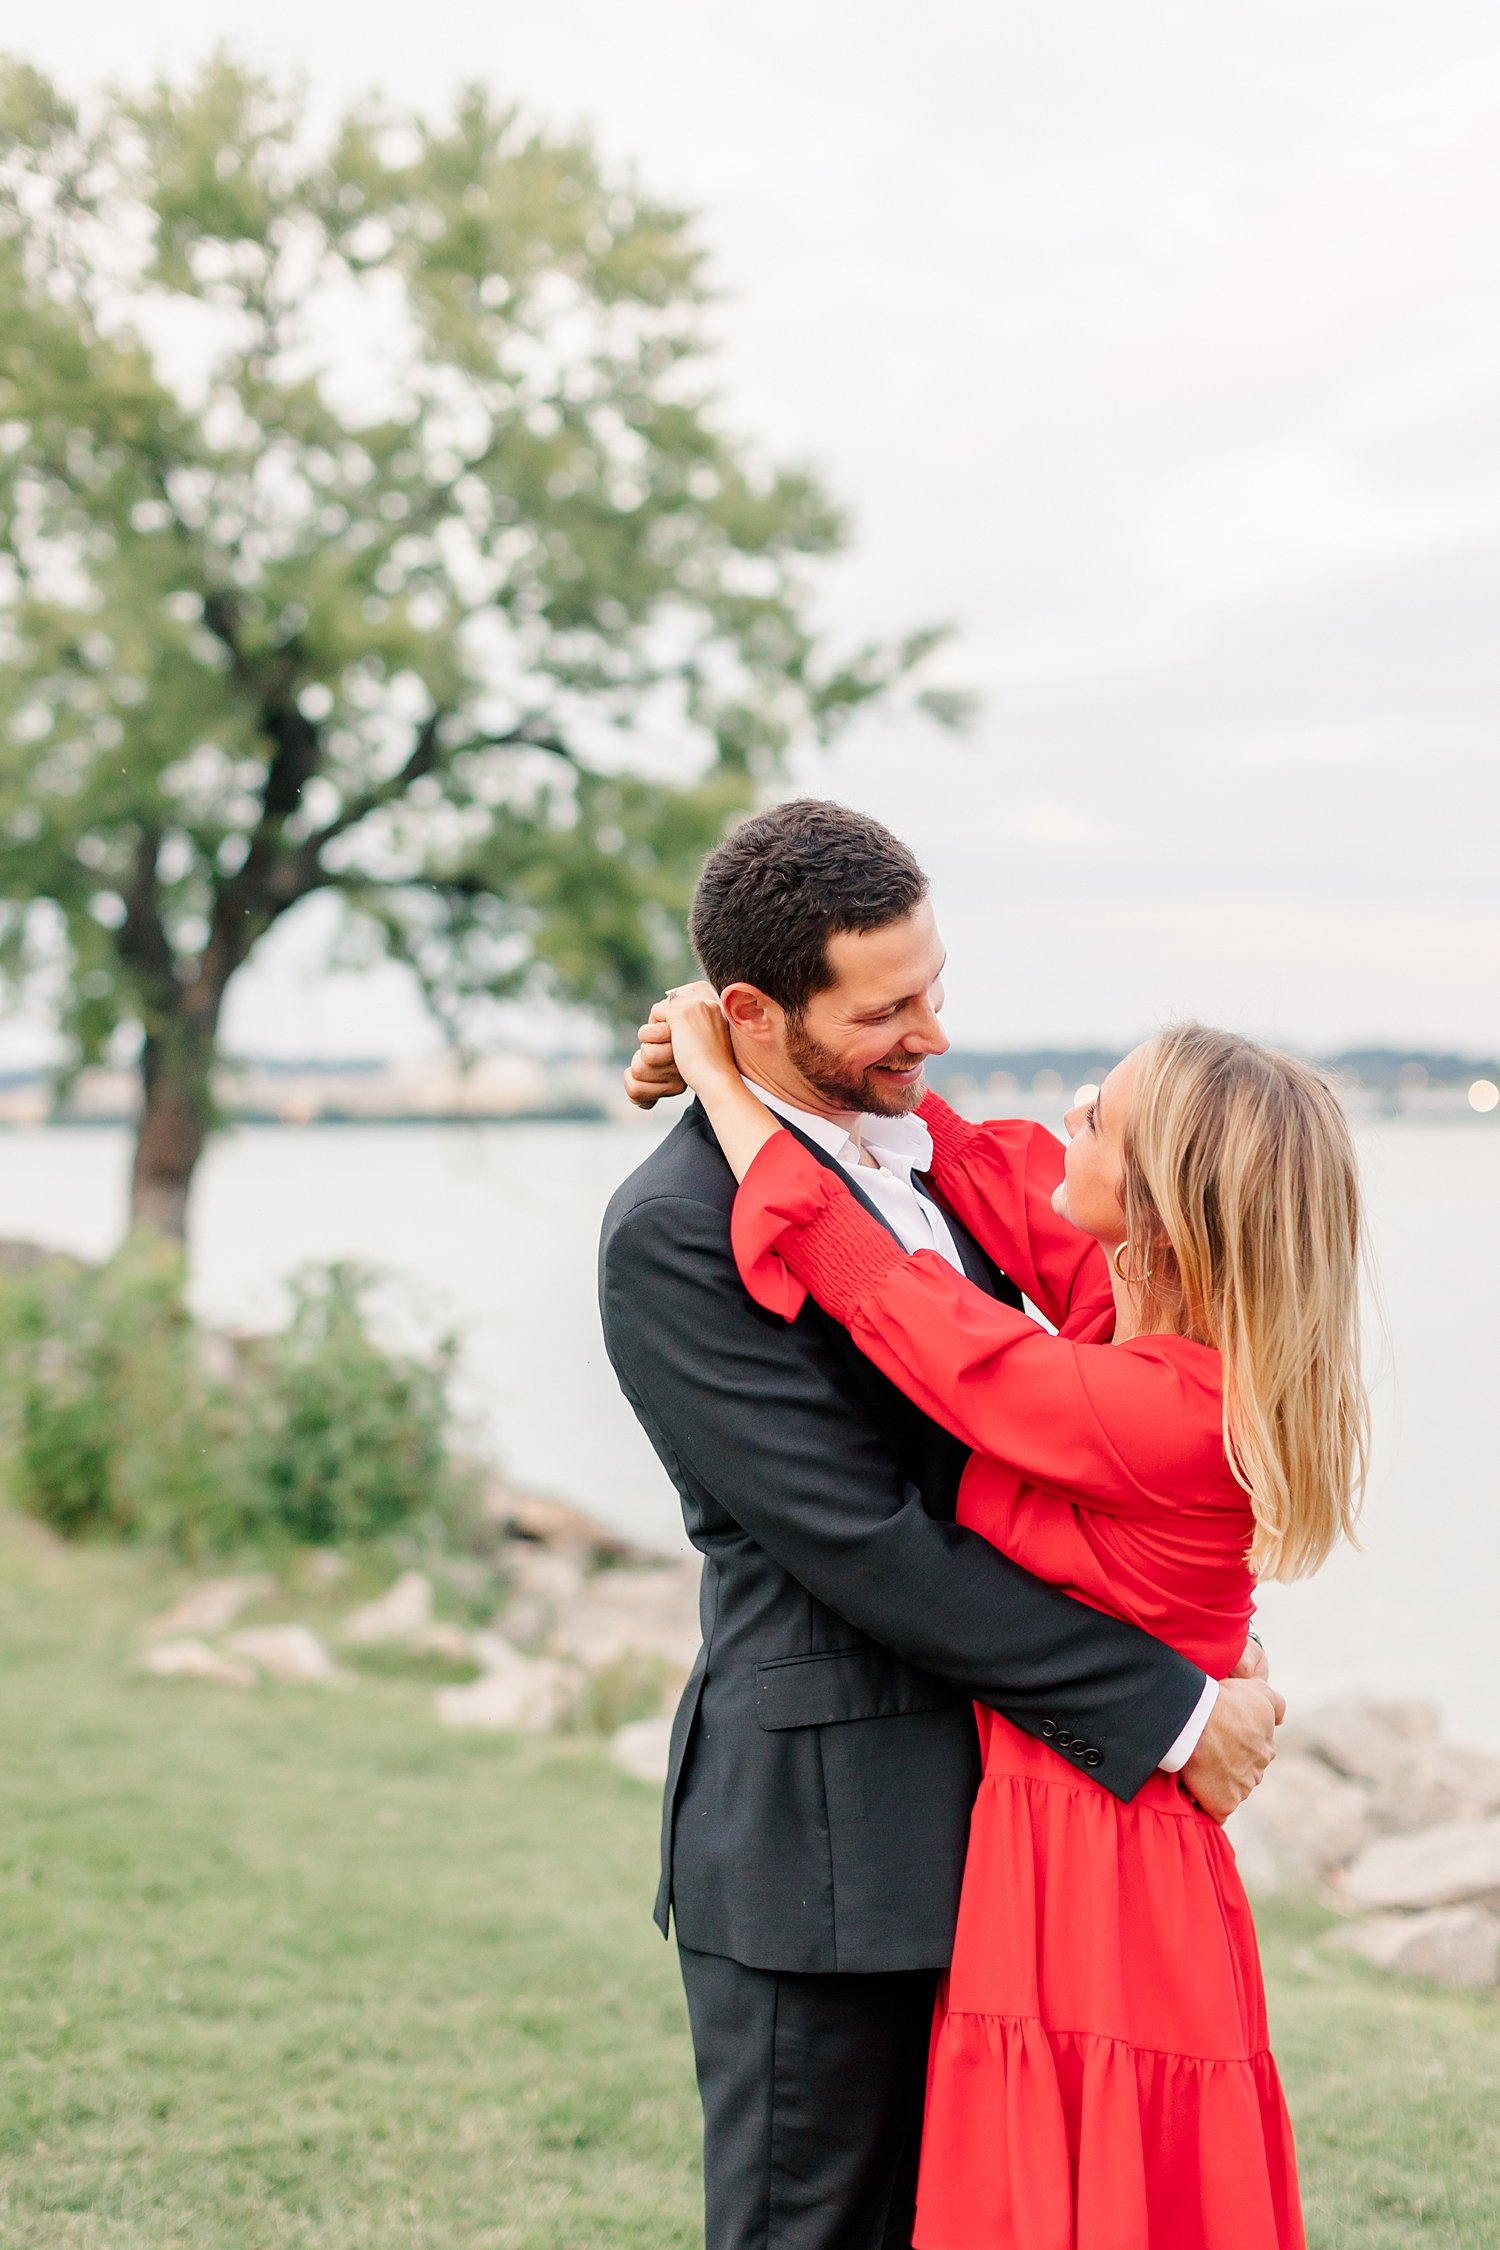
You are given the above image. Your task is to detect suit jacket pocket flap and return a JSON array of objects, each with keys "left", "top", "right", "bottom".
[{"left": 755, "top": 1646, "right": 960, "bottom": 1731}]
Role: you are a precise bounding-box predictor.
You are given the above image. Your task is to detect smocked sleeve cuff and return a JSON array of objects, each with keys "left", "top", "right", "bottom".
[
  {"left": 917, "top": 1088, "right": 982, "bottom": 1170},
  {"left": 730, "top": 1131, "right": 908, "bottom": 1324}
]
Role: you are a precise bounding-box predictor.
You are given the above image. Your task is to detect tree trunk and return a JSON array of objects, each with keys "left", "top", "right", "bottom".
[{"left": 130, "top": 1017, "right": 218, "bottom": 1242}]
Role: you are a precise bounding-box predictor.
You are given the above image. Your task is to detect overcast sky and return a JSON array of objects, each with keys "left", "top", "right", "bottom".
[{"left": 12, "top": 2, "right": 1500, "bottom": 1055}]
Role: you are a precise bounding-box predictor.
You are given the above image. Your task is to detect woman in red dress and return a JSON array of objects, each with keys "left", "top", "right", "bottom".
[{"left": 655, "top": 1000, "right": 1368, "bottom": 2250}]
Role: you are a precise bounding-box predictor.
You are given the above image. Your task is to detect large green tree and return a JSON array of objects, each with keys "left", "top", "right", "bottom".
[{"left": 0, "top": 57, "right": 961, "bottom": 1238}]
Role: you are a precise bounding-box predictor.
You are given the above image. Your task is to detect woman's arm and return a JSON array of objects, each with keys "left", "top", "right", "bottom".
[
  {"left": 732, "top": 1130, "right": 1229, "bottom": 1521},
  {"left": 604, "top": 1182, "right": 1208, "bottom": 1802},
  {"left": 653, "top": 986, "right": 1225, "bottom": 1520},
  {"left": 634, "top": 992, "right": 1109, "bottom": 1333},
  {"left": 917, "top": 1093, "right": 1114, "bottom": 1335},
  {"left": 646, "top": 985, "right": 787, "bottom": 1170}
]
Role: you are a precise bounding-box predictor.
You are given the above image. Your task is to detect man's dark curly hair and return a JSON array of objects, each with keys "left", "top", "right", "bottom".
[{"left": 689, "top": 800, "right": 928, "bottom": 1015}]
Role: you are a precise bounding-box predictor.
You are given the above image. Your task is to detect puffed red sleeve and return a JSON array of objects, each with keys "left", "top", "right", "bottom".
[
  {"left": 917, "top": 1092, "right": 1113, "bottom": 1336},
  {"left": 731, "top": 1131, "right": 1229, "bottom": 1520}
]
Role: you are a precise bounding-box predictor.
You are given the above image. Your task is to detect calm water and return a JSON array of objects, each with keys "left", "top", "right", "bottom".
[{"left": 0, "top": 1113, "right": 1495, "bottom": 1748}]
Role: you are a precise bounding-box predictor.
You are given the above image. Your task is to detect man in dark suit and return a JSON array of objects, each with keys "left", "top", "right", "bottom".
[{"left": 598, "top": 800, "right": 1279, "bottom": 2250}]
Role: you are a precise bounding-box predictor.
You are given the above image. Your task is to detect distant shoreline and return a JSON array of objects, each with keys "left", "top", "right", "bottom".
[
  {"left": 0, "top": 1102, "right": 1494, "bottom": 1134},
  {"left": 0, "top": 1043, "right": 1494, "bottom": 1131},
  {"left": 0, "top": 1103, "right": 612, "bottom": 1132}
]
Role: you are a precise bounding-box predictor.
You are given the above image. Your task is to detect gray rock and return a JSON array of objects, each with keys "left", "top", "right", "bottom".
[
  {"left": 1222, "top": 1796, "right": 1289, "bottom": 1898},
  {"left": 1340, "top": 1813, "right": 1500, "bottom": 1912},
  {"left": 468, "top": 1629, "right": 523, "bottom": 1672},
  {"left": 341, "top": 1570, "right": 434, "bottom": 1645},
  {"left": 301, "top": 1548, "right": 350, "bottom": 1587},
  {"left": 1226, "top": 1751, "right": 1377, "bottom": 1888},
  {"left": 225, "top": 1624, "right": 343, "bottom": 1685},
  {"left": 549, "top": 1561, "right": 702, "bottom": 1677},
  {"left": 1294, "top": 1697, "right": 1440, "bottom": 1785},
  {"left": 146, "top": 1573, "right": 274, "bottom": 1640},
  {"left": 436, "top": 1638, "right": 578, "bottom": 1732},
  {"left": 1367, "top": 1741, "right": 1500, "bottom": 1835},
  {"left": 407, "top": 1622, "right": 478, "bottom": 1664},
  {"left": 507, "top": 1547, "right": 591, "bottom": 1602},
  {"left": 429, "top": 1555, "right": 494, "bottom": 1603},
  {"left": 483, "top": 1482, "right": 649, "bottom": 1562},
  {"left": 497, "top": 1546, "right": 589, "bottom": 1653},
  {"left": 610, "top": 1713, "right": 675, "bottom": 1787},
  {"left": 1328, "top": 1906, "right": 1500, "bottom": 1988},
  {"left": 140, "top": 1637, "right": 258, "bottom": 1689}
]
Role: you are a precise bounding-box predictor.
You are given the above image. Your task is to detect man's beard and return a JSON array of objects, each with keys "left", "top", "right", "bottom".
[{"left": 782, "top": 1016, "right": 926, "bottom": 1117}]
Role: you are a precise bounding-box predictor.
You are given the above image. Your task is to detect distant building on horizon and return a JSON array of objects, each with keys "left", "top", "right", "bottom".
[{"left": 0, "top": 1044, "right": 1492, "bottom": 1128}]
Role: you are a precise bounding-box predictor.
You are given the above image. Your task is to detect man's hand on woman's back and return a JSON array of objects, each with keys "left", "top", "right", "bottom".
[{"left": 1181, "top": 1675, "right": 1285, "bottom": 1824}]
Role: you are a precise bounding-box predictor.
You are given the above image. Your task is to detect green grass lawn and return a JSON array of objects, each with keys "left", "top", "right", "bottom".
[{"left": 1, "top": 1511, "right": 1495, "bottom": 2247}]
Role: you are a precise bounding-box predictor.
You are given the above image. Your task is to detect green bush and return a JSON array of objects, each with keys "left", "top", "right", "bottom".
[
  {"left": 0, "top": 1237, "right": 246, "bottom": 1551},
  {"left": 248, "top": 1265, "right": 473, "bottom": 1549},
  {"left": 0, "top": 1246, "right": 476, "bottom": 1560}
]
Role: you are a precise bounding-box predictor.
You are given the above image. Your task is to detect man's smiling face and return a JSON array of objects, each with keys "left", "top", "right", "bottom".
[{"left": 770, "top": 897, "right": 950, "bottom": 1117}]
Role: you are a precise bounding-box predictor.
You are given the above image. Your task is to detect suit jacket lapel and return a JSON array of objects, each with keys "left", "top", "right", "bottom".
[
  {"left": 784, "top": 1129, "right": 1014, "bottom": 1305},
  {"left": 688, "top": 1099, "right": 907, "bottom": 1248},
  {"left": 777, "top": 1118, "right": 911, "bottom": 1248},
  {"left": 911, "top": 1170, "right": 1009, "bottom": 1300}
]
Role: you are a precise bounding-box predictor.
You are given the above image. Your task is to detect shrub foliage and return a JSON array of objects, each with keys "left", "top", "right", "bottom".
[
  {"left": 0, "top": 1243, "right": 475, "bottom": 1557},
  {"left": 250, "top": 1266, "right": 467, "bottom": 1549}
]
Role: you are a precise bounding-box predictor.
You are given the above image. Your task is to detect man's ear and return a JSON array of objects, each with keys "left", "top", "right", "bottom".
[{"left": 719, "top": 982, "right": 779, "bottom": 1044}]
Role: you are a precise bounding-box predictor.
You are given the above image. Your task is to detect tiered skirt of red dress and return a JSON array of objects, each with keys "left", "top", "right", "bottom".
[{"left": 914, "top": 1713, "right": 1304, "bottom": 2250}]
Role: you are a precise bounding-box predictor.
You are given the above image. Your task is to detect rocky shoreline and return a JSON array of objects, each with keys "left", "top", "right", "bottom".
[
  {"left": 138, "top": 1491, "right": 1497, "bottom": 1992},
  {"left": 1227, "top": 1698, "right": 1500, "bottom": 1988},
  {"left": 139, "top": 1482, "right": 695, "bottom": 1782}
]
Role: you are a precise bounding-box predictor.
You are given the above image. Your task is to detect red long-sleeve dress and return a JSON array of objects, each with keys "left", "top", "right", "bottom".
[{"left": 730, "top": 1094, "right": 1304, "bottom": 2250}]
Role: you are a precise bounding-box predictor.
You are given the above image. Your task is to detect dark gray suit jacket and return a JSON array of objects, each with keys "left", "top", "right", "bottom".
[{"left": 598, "top": 1101, "right": 1204, "bottom": 1974}]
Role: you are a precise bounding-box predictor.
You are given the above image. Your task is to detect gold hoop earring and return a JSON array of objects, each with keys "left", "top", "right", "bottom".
[{"left": 1111, "top": 1240, "right": 1151, "bottom": 1286}]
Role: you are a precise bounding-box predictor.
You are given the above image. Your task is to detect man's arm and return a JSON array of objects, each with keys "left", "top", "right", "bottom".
[
  {"left": 1180, "top": 1634, "right": 1285, "bottom": 1822},
  {"left": 602, "top": 1189, "right": 1206, "bottom": 1802}
]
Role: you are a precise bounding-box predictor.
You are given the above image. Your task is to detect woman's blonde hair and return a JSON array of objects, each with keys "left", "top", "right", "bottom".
[{"left": 1120, "top": 1023, "right": 1369, "bottom": 1581}]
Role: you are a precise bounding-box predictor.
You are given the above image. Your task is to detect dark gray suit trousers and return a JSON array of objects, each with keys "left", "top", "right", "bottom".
[{"left": 678, "top": 1943, "right": 936, "bottom": 2250}]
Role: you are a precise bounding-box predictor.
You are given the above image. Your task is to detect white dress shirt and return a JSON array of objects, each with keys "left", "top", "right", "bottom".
[
  {"left": 748, "top": 1081, "right": 964, "bottom": 1265},
  {"left": 744, "top": 1077, "right": 1217, "bottom": 1775}
]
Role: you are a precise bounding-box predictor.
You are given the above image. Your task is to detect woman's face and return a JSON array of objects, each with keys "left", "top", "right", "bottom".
[{"left": 1052, "top": 1043, "right": 1150, "bottom": 1245}]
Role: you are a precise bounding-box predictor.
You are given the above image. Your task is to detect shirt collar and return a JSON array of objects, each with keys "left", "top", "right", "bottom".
[{"left": 740, "top": 1077, "right": 934, "bottom": 1181}]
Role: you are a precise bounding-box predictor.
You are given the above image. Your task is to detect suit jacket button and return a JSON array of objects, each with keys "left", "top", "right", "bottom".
[
  {"left": 1054, "top": 1729, "right": 1074, "bottom": 1749},
  {"left": 1085, "top": 1748, "right": 1103, "bottom": 1768},
  {"left": 1071, "top": 1739, "right": 1088, "bottom": 1758},
  {"left": 1040, "top": 1719, "right": 1058, "bottom": 1739}
]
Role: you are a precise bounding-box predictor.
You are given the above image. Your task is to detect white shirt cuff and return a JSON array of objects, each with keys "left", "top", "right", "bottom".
[{"left": 1158, "top": 1676, "right": 1219, "bottom": 1774}]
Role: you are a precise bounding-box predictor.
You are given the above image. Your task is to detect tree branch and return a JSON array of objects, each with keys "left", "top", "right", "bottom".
[
  {"left": 322, "top": 870, "right": 490, "bottom": 899},
  {"left": 114, "top": 824, "right": 179, "bottom": 1015},
  {"left": 195, "top": 694, "right": 324, "bottom": 997},
  {"left": 299, "top": 709, "right": 446, "bottom": 861},
  {"left": 286, "top": 715, "right": 578, "bottom": 886},
  {"left": 184, "top": 710, "right": 572, "bottom": 1008},
  {"left": 196, "top": 587, "right": 246, "bottom": 670},
  {"left": 442, "top": 724, "right": 580, "bottom": 768}
]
